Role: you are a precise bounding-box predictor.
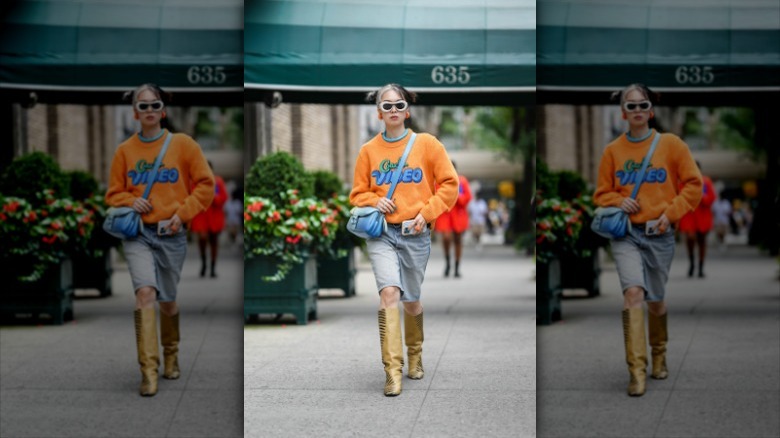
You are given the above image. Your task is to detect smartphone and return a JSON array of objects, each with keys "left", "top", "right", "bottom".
[
  {"left": 645, "top": 219, "right": 660, "bottom": 236},
  {"left": 401, "top": 220, "right": 416, "bottom": 236},
  {"left": 157, "top": 219, "right": 174, "bottom": 236}
]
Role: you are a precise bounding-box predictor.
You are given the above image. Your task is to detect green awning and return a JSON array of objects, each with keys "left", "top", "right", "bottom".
[
  {"left": 244, "top": 0, "right": 536, "bottom": 105},
  {"left": 0, "top": 0, "right": 243, "bottom": 105},
  {"left": 538, "top": 0, "right": 780, "bottom": 105}
]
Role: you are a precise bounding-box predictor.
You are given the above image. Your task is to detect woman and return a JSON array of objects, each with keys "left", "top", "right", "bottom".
[
  {"left": 434, "top": 161, "right": 472, "bottom": 278},
  {"left": 593, "top": 83, "right": 702, "bottom": 397},
  {"left": 105, "top": 84, "right": 214, "bottom": 397},
  {"left": 677, "top": 161, "right": 715, "bottom": 278},
  {"left": 350, "top": 83, "right": 458, "bottom": 396},
  {"left": 190, "top": 160, "right": 228, "bottom": 278}
]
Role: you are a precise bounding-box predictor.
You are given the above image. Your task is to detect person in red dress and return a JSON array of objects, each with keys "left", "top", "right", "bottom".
[
  {"left": 434, "top": 161, "right": 472, "bottom": 278},
  {"left": 678, "top": 161, "right": 715, "bottom": 278},
  {"left": 190, "top": 160, "right": 228, "bottom": 278}
]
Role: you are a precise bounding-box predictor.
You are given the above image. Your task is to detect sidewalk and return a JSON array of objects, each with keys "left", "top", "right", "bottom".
[
  {"left": 537, "top": 242, "right": 780, "bottom": 438},
  {"left": 244, "top": 242, "right": 535, "bottom": 438},
  {"left": 0, "top": 238, "right": 245, "bottom": 438}
]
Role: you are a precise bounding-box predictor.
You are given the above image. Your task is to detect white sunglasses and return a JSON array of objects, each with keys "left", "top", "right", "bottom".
[
  {"left": 623, "top": 101, "right": 652, "bottom": 112},
  {"left": 135, "top": 100, "right": 164, "bottom": 112},
  {"left": 379, "top": 100, "right": 408, "bottom": 112}
]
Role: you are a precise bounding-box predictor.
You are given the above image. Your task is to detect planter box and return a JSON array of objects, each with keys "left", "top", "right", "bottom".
[
  {"left": 0, "top": 259, "right": 74, "bottom": 325},
  {"left": 72, "top": 252, "right": 113, "bottom": 297},
  {"left": 244, "top": 255, "right": 318, "bottom": 325},
  {"left": 560, "top": 251, "right": 601, "bottom": 297},
  {"left": 317, "top": 246, "right": 356, "bottom": 297},
  {"left": 537, "top": 258, "right": 562, "bottom": 325}
]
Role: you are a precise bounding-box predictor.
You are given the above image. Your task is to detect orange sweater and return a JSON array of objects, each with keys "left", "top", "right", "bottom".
[
  {"left": 350, "top": 130, "right": 458, "bottom": 224},
  {"left": 106, "top": 130, "right": 215, "bottom": 224},
  {"left": 594, "top": 130, "right": 702, "bottom": 224}
]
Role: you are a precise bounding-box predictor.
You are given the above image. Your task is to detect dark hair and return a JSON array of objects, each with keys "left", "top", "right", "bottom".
[
  {"left": 123, "top": 83, "right": 173, "bottom": 105},
  {"left": 365, "top": 83, "right": 418, "bottom": 105},
  {"left": 610, "top": 83, "right": 660, "bottom": 106}
]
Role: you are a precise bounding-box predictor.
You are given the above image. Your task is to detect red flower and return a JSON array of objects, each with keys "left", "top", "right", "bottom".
[
  {"left": 64, "top": 204, "right": 73, "bottom": 211},
  {"left": 285, "top": 210, "right": 292, "bottom": 217},
  {"left": 3, "top": 201, "right": 19, "bottom": 213},
  {"left": 50, "top": 221, "right": 63, "bottom": 231},
  {"left": 42, "top": 235, "right": 57, "bottom": 245},
  {"left": 552, "top": 204, "right": 561, "bottom": 212},
  {"left": 0, "top": 213, "right": 6, "bottom": 221},
  {"left": 271, "top": 211, "right": 282, "bottom": 221},
  {"left": 322, "top": 227, "right": 329, "bottom": 237},
  {"left": 309, "top": 204, "right": 317, "bottom": 212},
  {"left": 247, "top": 201, "right": 264, "bottom": 213},
  {"left": 285, "top": 235, "right": 301, "bottom": 244},
  {"left": 566, "top": 227, "right": 573, "bottom": 236},
  {"left": 244, "top": 213, "right": 251, "bottom": 221},
  {"left": 289, "top": 199, "right": 299, "bottom": 205},
  {"left": 294, "top": 221, "right": 307, "bottom": 230}
]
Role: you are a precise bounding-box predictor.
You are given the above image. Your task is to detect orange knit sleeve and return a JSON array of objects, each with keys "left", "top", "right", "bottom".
[
  {"left": 105, "top": 146, "right": 136, "bottom": 208},
  {"left": 593, "top": 145, "right": 625, "bottom": 208},
  {"left": 174, "top": 135, "right": 215, "bottom": 223},
  {"left": 419, "top": 137, "right": 458, "bottom": 222},
  {"left": 349, "top": 147, "right": 381, "bottom": 208},
  {"left": 663, "top": 136, "right": 702, "bottom": 223}
]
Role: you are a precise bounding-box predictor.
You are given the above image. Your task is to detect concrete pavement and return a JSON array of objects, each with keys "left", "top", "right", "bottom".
[
  {"left": 0, "top": 237, "right": 245, "bottom": 438},
  {"left": 244, "top": 241, "right": 535, "bottom": 438},
  {"left": 537, "top": 242, "right": 780, "bottom": 438}
]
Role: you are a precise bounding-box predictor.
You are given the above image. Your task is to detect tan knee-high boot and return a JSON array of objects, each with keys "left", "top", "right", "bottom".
[
  {"left": 622, "top": 308, "right": 647, "bottom": 396},
  {"left": 134, "top": 308, "right": 159, "bottom": 396},
  {"left": 160, "top": 312, "right": 181, "bottom": 380},
  {"left": 378, "top": 308, "right": 403, "bottom": 396},
  {"left": 648, "top": 312, "right": 669, "bottom": 380},
  {"left": 404, "top": 310, "right": 424, "bottom": 380}
]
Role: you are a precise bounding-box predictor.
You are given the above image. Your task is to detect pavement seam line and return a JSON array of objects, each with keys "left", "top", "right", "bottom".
[
  {"left": 164, "top": 299, "right": 217, "bottom": 438},
  {"left": 652, "top": 312, "right": 702, "bottom": 438},
  {"left": 408, "top": 311, "right": 459, "bottom": 438}
]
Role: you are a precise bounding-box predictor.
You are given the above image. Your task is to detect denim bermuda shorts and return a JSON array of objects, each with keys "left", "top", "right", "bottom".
[
  {"left": 610, "top": 223, "right": 676, "bottom": 302},
  {"left": 122, "top": 224, "right": 187, "bottom": 302},
  {"left": 366, "top": 224, "right": 431, "bottom": 302}
]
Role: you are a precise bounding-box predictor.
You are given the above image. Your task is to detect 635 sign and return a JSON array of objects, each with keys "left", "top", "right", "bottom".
[
  {"left": 674, "top": 66, "right": 715, "bottom": 85},
  {"left": 187, "top": 66, "right": 228, "bottom": 85}
]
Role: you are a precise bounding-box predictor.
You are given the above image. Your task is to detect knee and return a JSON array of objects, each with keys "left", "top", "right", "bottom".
[
  {"left": 403, "top": 301, "right": 423, "bottom": 316},
  {"left": 136, "top": 287, "right": 156, "bottom": 306},
  {"left": 647, "top": 301, "right": 666, "bottom": 316},
  {"left": 624, "top": 286, "right": 644, "bottom": 302},
  {"left": 159, "top": 301, "right": 178, "bottom": 316},
  {"left": 380, "top": 287, "right": 400, "bottom": 306}
]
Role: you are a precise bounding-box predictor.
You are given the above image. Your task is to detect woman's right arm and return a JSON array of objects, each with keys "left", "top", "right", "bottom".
[
  {"left": 593, "top": 148, "right": 624, "bottom": 208},
  {"left": 104, "top": 148, "right": 136, "bottom": 207},
  {"left": 349, "top": 149, "right": 380, "bottom": 208}
]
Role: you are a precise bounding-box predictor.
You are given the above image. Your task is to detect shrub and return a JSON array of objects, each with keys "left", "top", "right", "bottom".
[
  {"left": 66, "top": 170, "right": 99, "bottom": 201},
  {"left": 0, "top": 152, "right": 69, "bottom": 204},
  {"left": 311, "top": 170, "right": 345, "bottom": 200},
  {"left": 245, "top": 152, "right": 314, "bottom": 204}
]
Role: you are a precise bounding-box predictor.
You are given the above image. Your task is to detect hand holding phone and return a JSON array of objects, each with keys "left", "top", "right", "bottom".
[
  {"left": 645, "top": 219, "right": 659, "bottom": 236},
  {"left": 157, "top": 219, "right": 174, "bottom": 236},
  {"left": 401, "top": 219, "right": 416, "bottom": 236}
]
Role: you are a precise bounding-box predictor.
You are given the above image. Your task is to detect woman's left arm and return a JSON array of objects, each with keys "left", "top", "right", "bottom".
[
  {"left": 419, "top": 140, "right": 458, "bottom": 223},
  {"left": 175, "top": 137, "right": 215, "bottom": 223},
  {"left": 663, "top": 138, "right": 703, "bottom": 223}
]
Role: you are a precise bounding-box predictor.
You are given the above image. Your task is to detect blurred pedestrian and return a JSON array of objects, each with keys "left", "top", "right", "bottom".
[
  {"left": 468, "top": 192, "right": 489, "bottom": 251},
  {"left": 678, "top": 161, "right": 715, "bottom": 277},
  {"left": 190, "top": 160, "right": 228, "bottom": 278},
  {"left": 225, "top": 186, "right": 243, "bottom": 244},
  {"left": 105, "top": 84, "right": 214, "bottom": 396},
  {"left": 711, "top": 192, "right": 732, "bottom": 250},
  {"left": 434, "top": 161, "right": 472, "bottom": 277},
  {"left": 593, "top": 83, "right": 702, "bottom": 397},
  {"left": 350, "top": 83, "right": 458, "bottom": 396}
]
